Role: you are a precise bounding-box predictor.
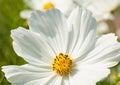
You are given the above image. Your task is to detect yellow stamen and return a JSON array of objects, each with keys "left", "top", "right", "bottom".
[
  {"left": 52, "top": 53, "right": 73, "bottom": 76},
  {"left": 43, "top": 2, "right": 55, "bottom": 10}
]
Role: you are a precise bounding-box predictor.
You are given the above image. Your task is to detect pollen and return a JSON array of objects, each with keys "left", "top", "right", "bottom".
[
  {"left": 43, "top": 2, "right": 55, "bottom": 10},
  {"left": 52, "top": 53, "right": 73, "bottom": 76}
]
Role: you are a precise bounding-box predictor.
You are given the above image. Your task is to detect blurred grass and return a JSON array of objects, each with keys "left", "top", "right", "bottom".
[
  {"left": 0, "top": 0, "right": 28, "bottom": 84},
  {"left": 0, "top": 0, "right": 120, "bottom": 85}
]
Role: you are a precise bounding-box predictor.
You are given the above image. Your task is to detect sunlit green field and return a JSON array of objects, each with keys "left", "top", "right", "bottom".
[{"left": 0, "top": 0, "right": 120, "bottom": 85}]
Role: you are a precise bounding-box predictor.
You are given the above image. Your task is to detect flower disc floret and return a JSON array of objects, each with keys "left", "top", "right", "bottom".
[{"left": 52, "top": 53, "right": 73, "bottom": 76}]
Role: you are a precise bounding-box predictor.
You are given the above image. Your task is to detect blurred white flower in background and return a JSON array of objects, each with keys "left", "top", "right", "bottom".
[
  {"left": 20, "top": 0, "right": 120, "bottom": 35},
  {"left": 2, "top": 7, "right": 120, "bottom": 85},
  {"left": 74, "top": 0, "right": 119, "bottom": 21},
  {"left": 96, "top": 22, "right": 109, "bottom": 35},
  {"left": 74, "top": 0, "right": 120, "bottom": 34},
  {"left": 20, "top": 0, "right": 77, "bottom": 18}
]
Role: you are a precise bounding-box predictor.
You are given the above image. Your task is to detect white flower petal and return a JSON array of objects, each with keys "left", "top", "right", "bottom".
[
  {"left": 69, "top": 66, "right": 110, "bottom": 85},
  {"left": 61, "top": 76, "right": 69, "bottom": 85},
  {"left": 24, "top": 73, "right": 57, "bottom": 85},
  {"left": 20, "top": 10, "right": 33, "bottom": 19},
  {"left": 29, "top": 8, "right": 66, "bottom": 36},
  {"left": 81, "top": 33, "right": 120, "bottom": 68},
  {"left": 25, "top": 74, "right": 67, "bottom": 85},
  {"left": 11, "top": 27, "right": 55, "bottom": 65},
  {"left": 29, "top": 8, "right": 69, "bottom": 53},
  {"left": 51, "top": 76, "right": 63, "bottom": 85},
  {"left": 2, "top": 64, "right": 52, "bottom": 84},
  {"left": 69, "top": 73, "right": 96, "bottom": 85},
  {"left": 13, "top": 83, "right": 24, "bottom": 85},
  {"left": 67, "top": 7, "right": 96, "bottom": 59}
]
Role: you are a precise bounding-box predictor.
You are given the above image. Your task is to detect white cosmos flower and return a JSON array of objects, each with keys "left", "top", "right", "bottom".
[
  {"left": 2, "top": 7, "right": 120, "bottom": 85},
  {"left": 20, "top": 0, "right": 76, "bottom": 19}
]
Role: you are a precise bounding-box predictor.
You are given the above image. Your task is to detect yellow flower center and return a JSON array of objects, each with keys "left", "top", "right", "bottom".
[
  {"left": 43, "top": 2, "right": 55, "bottom": 10},
  {"left": 52, "top": 53, "right": 73, "bottom": 76}
]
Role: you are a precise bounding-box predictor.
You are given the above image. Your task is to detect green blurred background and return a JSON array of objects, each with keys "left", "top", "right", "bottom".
[
  {"left": 0, "top": 0, "right": 120, "bottom": 85},
  {"left": 0, "top": 0, "right": 27, "bottom": 84}
]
